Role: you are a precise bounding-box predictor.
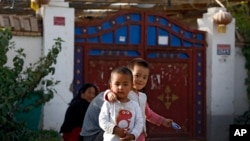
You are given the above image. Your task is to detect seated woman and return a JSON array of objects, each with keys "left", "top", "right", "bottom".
[{"left": 60, "top": 83, "right": 99, "bottom": 141}]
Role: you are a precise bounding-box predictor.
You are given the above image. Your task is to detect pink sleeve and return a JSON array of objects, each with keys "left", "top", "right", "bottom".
[
  {"left": 145, "top": 102, "right": 164, "bottom": 126},
  {"left": 103, "top": 89, "right": 111, "bottom": 101}
]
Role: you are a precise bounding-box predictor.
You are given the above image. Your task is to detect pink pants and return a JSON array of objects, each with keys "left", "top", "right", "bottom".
[{"left": 136, "top": 133, "right": 146, "bottom": 141}]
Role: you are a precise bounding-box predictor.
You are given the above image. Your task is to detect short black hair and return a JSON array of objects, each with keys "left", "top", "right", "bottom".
[{"left": 110, "top": 66, "right": 133, "bottom": 83}]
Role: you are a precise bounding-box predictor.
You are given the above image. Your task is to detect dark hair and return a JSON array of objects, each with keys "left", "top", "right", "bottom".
[
  {"left": 70, "top": 83, "right": 98, "bottom": 105},
  {"left": 110, "top": 66, "right": 133, "bottom": 83},
  {"left": 127, "top": 58, "right": 150, "bottom": 71}
]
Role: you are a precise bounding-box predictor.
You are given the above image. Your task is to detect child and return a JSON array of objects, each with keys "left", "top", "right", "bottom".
[
  {"left": 60, "top": 83, "right": 99, "bottom": 141},
  {"left": 99, "top": 66, "right": 143, "bottom": 141},
  {"left": 105, "top": 58, "right": 173, "bottom": 141}
]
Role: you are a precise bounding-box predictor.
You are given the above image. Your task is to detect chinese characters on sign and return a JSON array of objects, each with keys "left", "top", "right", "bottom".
[
  {"left": 54, "top": 16, "right": 65, "bottom": 26},
  {"left": 217, "top": 44, "right": 230, "bottom": 55}
]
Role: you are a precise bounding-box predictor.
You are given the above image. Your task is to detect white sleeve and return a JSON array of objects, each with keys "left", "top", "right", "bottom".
[
  {"left": 99, "top": 101, "right": 116, "bottom": 134},
  {"left": 130, "top": 102, "right": 143, "bottom": 139}
]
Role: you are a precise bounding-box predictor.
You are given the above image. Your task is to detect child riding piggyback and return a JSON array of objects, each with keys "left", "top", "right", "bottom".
[{"left": 104, "top": 58, "right": 174, "bottom": 141}]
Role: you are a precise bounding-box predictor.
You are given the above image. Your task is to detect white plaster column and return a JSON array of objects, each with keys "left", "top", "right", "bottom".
[
  {"left": 197, "top": 7, "right": 235, "bottom": 141},
  {"left": 48, "top": 0, "right": 69, "bottom": 7},
  {"left": 40, "top": 3, "right": 75, "bottom": 131}
]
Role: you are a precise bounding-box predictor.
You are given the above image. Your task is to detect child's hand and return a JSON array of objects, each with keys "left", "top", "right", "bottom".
[
  {"left": 107, "top": 91, "right": 117, "bottom": 102},
  {"left": 120, "top": 133, "right": 135, "bottom": 141},
  {"left": 113, "top": 126, "right": 126, "bottom": 138},
  {"left": 162, "top": 118, "right": 173, "bottom": 128}
]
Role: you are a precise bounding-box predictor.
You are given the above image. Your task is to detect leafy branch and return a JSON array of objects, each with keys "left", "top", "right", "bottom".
[
  {"left": 227, "top": 1, "right": 250, "bottom": 124},
  {"left": 0, "top": 28, "right": 63, "bottom": 140}
]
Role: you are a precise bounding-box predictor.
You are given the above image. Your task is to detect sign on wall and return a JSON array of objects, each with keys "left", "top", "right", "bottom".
[
  {"left": 217, "top": 44, "right": 231, "bottom": 55},
  {"left": 54, "top": 16, "right": 65, "bottom": 26}
]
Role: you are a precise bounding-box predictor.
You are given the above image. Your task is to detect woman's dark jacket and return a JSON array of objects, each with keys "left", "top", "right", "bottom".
[{"left": 60, "top": 98, "right": 90, "bottom": 133}]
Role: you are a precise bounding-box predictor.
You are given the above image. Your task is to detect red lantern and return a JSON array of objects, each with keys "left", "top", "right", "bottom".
[{"left": 213, "top": 10, "right": 233, "bottom": 33}]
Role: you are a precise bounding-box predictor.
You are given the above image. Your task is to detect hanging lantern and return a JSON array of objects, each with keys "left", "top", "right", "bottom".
[{"left": 213, "top": 10, "right": 233, "bottom": 33}]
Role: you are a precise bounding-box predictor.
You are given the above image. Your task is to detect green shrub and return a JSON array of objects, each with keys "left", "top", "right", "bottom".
[
  {"left": 0, "top": 28, "right": 63, "bottom": 140},
  {"left": 228, "top": 2, "right": 250, "bottom": 124}
]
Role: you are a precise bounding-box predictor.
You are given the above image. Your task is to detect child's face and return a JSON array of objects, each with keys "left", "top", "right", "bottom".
[
  {"left": 132, "top": 65, "right": 149, "bottom": 91},
  {"left": 110, "top": 73, "right": 132, "bottom": 101}
]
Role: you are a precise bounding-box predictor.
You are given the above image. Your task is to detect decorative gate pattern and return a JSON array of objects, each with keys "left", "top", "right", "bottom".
[{"left": 74, "top": 11, "right": 206, "bottom": 141}]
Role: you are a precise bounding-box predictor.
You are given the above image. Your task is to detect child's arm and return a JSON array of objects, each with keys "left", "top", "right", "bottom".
[
  {"left": 145, "top": 103, "right": 173, "bottom": 127},
  {"left": 99, "top": 102, "right": 127, "bottom": 138},
  {"left": 129, "top": 102, "right": 143, "bottom": 140},
  {"left": 99, "top": 102, "right": 117, "bottom": 134},
  {"left": 103, "top": 89, "right": 117, "bottom": 102},
  {"left": 120, "top": 133, "right": 135, "bottom": 141},
  {"left": 113, "top": 126, "right": 127, "bottom": 138}
]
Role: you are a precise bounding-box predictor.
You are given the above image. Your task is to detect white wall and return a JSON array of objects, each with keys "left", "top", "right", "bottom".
[
  {"left": 6, "top": 36, "right": 42, "bottom": 67},
  {"left": 198, "top": 7, "right": 248, "bottom": 141},
  {"left": 41, "top": 5, "right": 75, "bottom": 131},
  {"left": 5, "top": 4, "right": 75, "bottom": 132}
]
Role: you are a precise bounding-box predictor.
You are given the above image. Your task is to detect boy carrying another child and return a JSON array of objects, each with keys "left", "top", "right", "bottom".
[{"left": 99, "top": 66, "right": 143, "bottom": 141}]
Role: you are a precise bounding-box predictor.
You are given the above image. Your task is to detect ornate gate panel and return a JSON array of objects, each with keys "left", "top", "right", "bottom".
[
  {"left": 74, "top": 11, "right": 206, "bottom": 141},
  {"left": 144, "top": 13, "right": 206, "bottom": 140},
  {"left": 145, "top": 54, "right": 193, "bottom": 138},
  {"left": 144, "top": 12, "right": 206, "bottom": 140}
]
